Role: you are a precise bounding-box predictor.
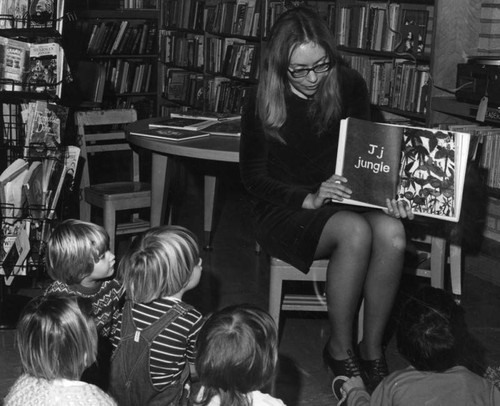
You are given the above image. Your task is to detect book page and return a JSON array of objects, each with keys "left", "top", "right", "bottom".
[
  {"left": 336, "top": 118, "right": 403, "bottom": 208},
  {"left": 397, "top": 127, "right": 470, "bottom": 221}
]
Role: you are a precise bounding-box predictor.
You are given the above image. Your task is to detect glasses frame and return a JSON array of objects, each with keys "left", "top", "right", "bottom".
[{"left": 287, "top": 62, "right": 332, "bottom": 78}]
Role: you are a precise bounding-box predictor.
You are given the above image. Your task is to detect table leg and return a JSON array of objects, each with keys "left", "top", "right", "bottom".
[
  {"left": 151, "top": 153, "right": 170, "bottom": 227},
  {"left": 204, "top": 175, "right": 217, "bottom": 250}
]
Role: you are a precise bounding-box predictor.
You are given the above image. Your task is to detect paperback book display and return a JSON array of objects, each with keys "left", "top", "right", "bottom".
[
  {"left": 0, "top": 0, "right": 65, "bottom": 32},
  {"left": 335, "top": 118, "right": 471, "bottom": 222},
  {"left": 0, "top": 36, "right": 66, "bottom": 97}
]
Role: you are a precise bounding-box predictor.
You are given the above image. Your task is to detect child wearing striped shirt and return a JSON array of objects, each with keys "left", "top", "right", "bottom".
[{"left": 109, "top": 225, "right": 204, "bottom": 406}]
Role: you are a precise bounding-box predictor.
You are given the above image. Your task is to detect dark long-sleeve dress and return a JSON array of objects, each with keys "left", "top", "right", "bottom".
[{"left": 240, "top": 65, "right": 371, "bottom": 272}]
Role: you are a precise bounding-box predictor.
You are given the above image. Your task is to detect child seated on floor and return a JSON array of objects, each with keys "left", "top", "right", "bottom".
[
  {"left": 109, "top": 225, "right": 204, "bottom": 406},
  {"left": 4, "top": 294, "right": 117, "bottom": 405},
  {"left": 194, "top": 304, "right": 286, "bottom": 406},
  {"left": 44, "top": 219, "right": 123, "bottom": 389},
  {"left": 335, "top": 286, "right": 500, "bottom": 406}
]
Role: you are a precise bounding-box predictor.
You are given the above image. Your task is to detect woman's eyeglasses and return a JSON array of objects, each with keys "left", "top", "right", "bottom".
[{"left": 288, "top": 62, "right": 332, "bottom": 78}]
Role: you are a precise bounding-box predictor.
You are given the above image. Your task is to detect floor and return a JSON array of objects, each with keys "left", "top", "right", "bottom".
[{"left": 1, "top": 166, "right": 500, "bottom": 405}]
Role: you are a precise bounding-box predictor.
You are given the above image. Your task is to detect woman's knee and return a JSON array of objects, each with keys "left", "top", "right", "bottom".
[
  {"left": 371, "top": 215, "right": 406, "bottom": 252},
  {"left": 327, "top": 211, "right": 373, "bottom": 247}
]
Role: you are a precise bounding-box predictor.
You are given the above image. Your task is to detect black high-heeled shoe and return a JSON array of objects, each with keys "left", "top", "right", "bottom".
[
  {"left": 359, "top": 356, "right": 389, "bottom": 393},
  {"left": 356, "top": 344, "right": 389, "bottom": 393},
  {"left": 322, "top": 345, "right": 362, "bottom": 378}
]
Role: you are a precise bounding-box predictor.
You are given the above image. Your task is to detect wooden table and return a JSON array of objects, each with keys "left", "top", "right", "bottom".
[{"left": 126, "top": 117, "right": 240, "bottom": 248}]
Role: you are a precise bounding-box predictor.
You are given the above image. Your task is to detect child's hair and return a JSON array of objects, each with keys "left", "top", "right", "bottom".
[
  {"left": 397, "top": 286, "right": 465, "bottom": 372},
  {"left": 45, "top": 219, "right": 110, "bottom": 285},
  {"left": 17, "top": 294, "right": 98, "bottom": 381},
  {"left": 118, "top": 225, "right": 200, "bottom": 303},
  {"left": 195, "top": 304, "right": 278, "bottom": 406}
]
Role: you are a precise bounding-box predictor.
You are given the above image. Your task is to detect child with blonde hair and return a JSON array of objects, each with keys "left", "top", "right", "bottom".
[
  {"left": 44, "top": 219, "right": 122, "bottom": 388},
  {"left": 109, "top": 225, "right": 204, "bottom": 406},
  {"left": 4, "top": 294, "right": 117, "bottom": 405},
  {"left": 194, "top": 304, "right": 286, "bottom": 406},
  {"left": 45, "top": 219, "right": 121, "bottom": 338}
]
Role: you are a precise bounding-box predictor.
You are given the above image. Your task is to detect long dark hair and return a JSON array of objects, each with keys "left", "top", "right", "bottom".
[{"left": 257, "top": 6, "right": 343, "bottom": 139}]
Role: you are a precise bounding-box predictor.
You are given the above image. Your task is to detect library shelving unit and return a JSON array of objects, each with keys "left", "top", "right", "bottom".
[
  {"left": 294, "top": 0, "right": 436, "bottom": 125},
  {"left": 65, "top": 4, "right": 160, "bottom": 118},
  {"left": 159, "top": 0, "right": 262, "bottom": 116}
]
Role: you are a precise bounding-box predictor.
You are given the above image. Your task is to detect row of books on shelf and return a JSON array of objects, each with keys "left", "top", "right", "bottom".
[
  {"left": 165, "top": 68, "right": 204, "bottom": 108},
  {"left": 84, "top": 20, "right": 157, "bottom": 55},
  {"left": 163, "top": 31, "right": 204, "bottom": 69},
  {"left": 163, "top": 0, "right": 204, "bottom": 31},
  {"left": 121, "top": 0, "right": 157, "bottom": 9},
  {"left": 164, "top": 69, "right": 250, "bottom": 114},
  {"left": 102, "top": 59, "right": 154, "bottom": 95},
  {"left": 206, "top": 37, "right": 259, "bottom": 80},
  {"left": 0, "top": 0, "right": 65, "bottom": 32},
  {"left": 206, "top": 76, "right": 250, "bottom": 114},
  {"left": 335, "top": 1, "right": 434, "bottom": 55},
  {"left": 446, "top": 124, "right": 500, "bottom": 190},
  {"left": 205, "top": 0, "right": 261, "bottom": 37},
  {"left": 345, "top": 55, "right": 429, "bottom": 114},
  {"left": 0, "top": 36, "right": 65, "bottom": 98}
]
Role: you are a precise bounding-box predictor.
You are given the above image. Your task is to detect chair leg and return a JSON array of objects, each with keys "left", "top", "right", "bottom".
[
  {"left": 449, "top": 243, "right": 462, "bottom": 296},
  {"left": 80, "top": 198, "right": 91, "bottom": 222},
  {"left": 430, "top": 236, "right": 446, "bottom": 289},
  {"left": 103, "top": 205, "right": 117, "bottom": 254},
  {"left": 269, "top": 267, "right": 283, "bottom": 329}
]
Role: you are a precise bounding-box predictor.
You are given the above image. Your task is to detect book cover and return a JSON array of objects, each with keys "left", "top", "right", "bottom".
[
  {"left": 0, "top": 36, "right": 30, "bottom": 91},
  {"left": 335, "top": 117, "right": 471, "bottom": 222},
  {"left": 396, "top": 7, "right": 429, "bottom": 54},
  {"left": 170, "top": 110, "right": 240, "bottom": 121},
  {"left": 131, "top": 127, "right": 210, "bottom": 141},
  {"left": 26, "top": 42, "right": 64, "bottom": 97},
  {"left": 0, "top": 158, "right": 29, "bottom": 223},
  {"left": 22, "top": 160, "right": 44, "bottom": 219},
  {"left": 0, "top": 226, "right": 30, "bottom": 284},
  {"left": 201, "top": 118, "right": 241, "bottom": 136},
  {"left": 149, "top": 116, "right": 215, "bottom": 131}
]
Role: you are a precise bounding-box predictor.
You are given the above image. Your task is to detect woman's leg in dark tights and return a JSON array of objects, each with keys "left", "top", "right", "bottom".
[
  {"left": 359, "top": 211, "right": 406, "bottom": 360},
  {"left": 315, "top": 211, "right": 372, "bottom": 360},
  {"left": 315, "top": 210, "right": 406, "bottom": 361}
]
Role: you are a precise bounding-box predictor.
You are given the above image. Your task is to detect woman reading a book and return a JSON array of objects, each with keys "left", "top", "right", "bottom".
[{"left": 240, "top": 6, "right": 413, "bottom": 395}]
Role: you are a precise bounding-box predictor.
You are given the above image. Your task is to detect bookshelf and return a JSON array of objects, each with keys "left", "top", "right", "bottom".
[
  {"left": 65, "top": 7, "right": 159, "bottom": 118},
  {"left": 158, "top": 0, "right": 262, "bottom": 116}
]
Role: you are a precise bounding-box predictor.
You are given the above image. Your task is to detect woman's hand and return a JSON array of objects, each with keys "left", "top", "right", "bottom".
[
  {"left": 303, "top": 174, "right": 351, "bottom": 209},
  {"left": 383, "top": 198, "right": 414, "bottom": 220}
]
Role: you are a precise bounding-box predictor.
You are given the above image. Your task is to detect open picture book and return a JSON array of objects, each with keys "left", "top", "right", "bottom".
[{"left": 335, "top": 117, "right": 471, "bottom": 222}]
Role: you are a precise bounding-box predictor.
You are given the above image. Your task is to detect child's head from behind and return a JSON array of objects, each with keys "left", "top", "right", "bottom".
[
  {"left": 195, "top": 305, "right": 278, "bottom": 405},
  {"left": 118, "top": 225, "right": 201, "bottom": 303},
  {"left": 45, "top": 219, "right": 110, "bottom": 285},
  {"left": 397, "top": 286, "right": 465, "bottom": 372},
  {"left": 17, "top": 294, "right": 97, "bottom": 381}
]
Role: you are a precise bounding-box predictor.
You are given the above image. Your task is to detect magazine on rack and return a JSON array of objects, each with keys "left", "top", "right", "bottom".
[{"left": 335, "top": 117, "right": 471, "bottom": 222}]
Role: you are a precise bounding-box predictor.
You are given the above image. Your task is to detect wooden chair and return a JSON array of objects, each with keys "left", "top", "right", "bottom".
[
  {"left": 269, "top": 235, "right": 461, "bottom": 337},
  {"left": 269, "top": 258, "right": 364, "bottom": 342},
  {"left": 76, "top": 109, "right": 151, "bottom": 253}
]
